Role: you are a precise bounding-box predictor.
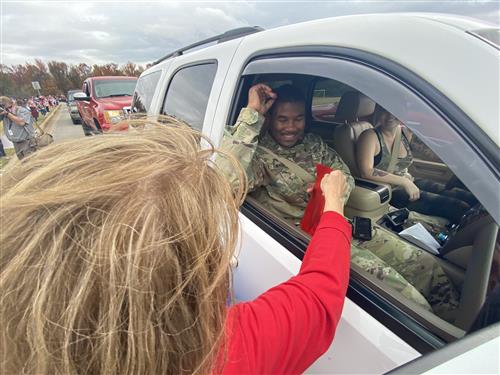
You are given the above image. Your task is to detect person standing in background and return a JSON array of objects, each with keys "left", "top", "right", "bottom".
[{"left": 0, "top": 96, "right": 37, "bottom": 159}]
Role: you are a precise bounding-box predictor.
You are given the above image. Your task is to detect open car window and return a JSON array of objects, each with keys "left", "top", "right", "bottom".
[{"left": 224, "top": 55, "right": 499, "bottom": 346}]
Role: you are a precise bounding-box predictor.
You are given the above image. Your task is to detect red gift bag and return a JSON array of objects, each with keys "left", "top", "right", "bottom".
[{"left": 300, "top": 164, "right": 333, "bottom": 236}]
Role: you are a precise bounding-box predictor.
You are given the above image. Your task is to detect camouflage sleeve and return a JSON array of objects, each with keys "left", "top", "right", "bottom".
[
  {"left": 216, "top": 107, "right": 267, "bottom": 192},
  {"left": 322, "top": 143, "right": 355, "bottom": 203}
]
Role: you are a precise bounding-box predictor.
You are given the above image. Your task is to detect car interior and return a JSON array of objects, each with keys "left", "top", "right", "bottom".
[{"left": 228, "top": 73, "right": 499, "bottom": 341}]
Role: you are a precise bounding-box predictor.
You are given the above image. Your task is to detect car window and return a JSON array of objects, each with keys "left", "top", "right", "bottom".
[
  {"left": 93, "top": 79, "right": 137, "bottom": 99},
  {"left": 162, "top": 63, "right": 217, "bottom": 131},
  {"left": 242, "top": 56, "right": 498, "bottom": 216},
  {"left": 311, "top": 79, "right": 353, "bottom": 122},
  {"left": 226, "top": 56, "right": 498, "bottom": 343},
  {"left": 132, "top": 71, "right": 162, "bottom": 114}
]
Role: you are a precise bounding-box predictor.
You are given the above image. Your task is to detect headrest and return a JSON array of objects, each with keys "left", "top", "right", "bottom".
[{"left": 335, "top": 91, "right": 376, "bottom": 122}]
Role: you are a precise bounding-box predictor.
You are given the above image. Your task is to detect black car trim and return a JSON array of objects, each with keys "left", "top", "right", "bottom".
[
  {"left": 240, "top": 201, "right": 444, "bottom": 353},
  {"left": 388, "top": 322, "right": 500, "bottom": 374}
]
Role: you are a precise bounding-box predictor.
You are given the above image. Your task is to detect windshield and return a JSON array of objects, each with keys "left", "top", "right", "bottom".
[{"left": 93, "top": 79, "right": 137, "bottom": 99}]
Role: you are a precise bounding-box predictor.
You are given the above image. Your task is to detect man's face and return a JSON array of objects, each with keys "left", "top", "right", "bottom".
[{"left": 269, "top": 101, "right": 306, "bottom": 148}]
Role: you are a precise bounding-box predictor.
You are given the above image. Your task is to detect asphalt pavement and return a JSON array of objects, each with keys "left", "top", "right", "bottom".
[{"left": 47, "top": 106, "right": 86, "bottom": 142}]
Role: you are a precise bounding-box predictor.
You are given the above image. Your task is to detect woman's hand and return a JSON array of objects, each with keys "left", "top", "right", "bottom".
[
  {"left": 402, "top": 179, "right": 420, "bottom": 201},
  {"left": 321, "top": 170, "right": 347, "bottom": 215}
]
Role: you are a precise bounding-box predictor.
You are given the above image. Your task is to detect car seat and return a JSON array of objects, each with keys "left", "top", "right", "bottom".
[
  {"left": 332, "top": 91, "right": 376, "bottom": 177},
  {"left": 439, "top": 210, "right": 498, "bottom": 331}
]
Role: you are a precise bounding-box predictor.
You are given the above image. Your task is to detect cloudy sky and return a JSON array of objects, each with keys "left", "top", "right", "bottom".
[{"left": 1, "top": 0, "right": 499, "bottom": 67}]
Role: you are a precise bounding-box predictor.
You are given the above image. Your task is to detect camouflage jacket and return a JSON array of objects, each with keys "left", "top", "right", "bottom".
[{"left": 218, "top": 107, "right": 354, "bottom": 221}]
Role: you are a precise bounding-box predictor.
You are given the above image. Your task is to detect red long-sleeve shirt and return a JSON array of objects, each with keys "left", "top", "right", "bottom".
[{"left": 222, "top": 211, "right": 351, "bottom": 374}]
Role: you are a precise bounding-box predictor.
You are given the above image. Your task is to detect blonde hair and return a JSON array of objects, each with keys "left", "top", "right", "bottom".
[{"left": 0, "top": 118, "right": 246, "bottom": 375}]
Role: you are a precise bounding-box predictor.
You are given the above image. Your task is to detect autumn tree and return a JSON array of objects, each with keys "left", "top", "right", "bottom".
[
  {"left": 68, "top": 63, "right": 91, "bottom": 89},
  {"left": 48, "top": 61, "right": 72, "bottom": 94},
  {"left": 91, "top": 63, "right": 122, "bottom": 77},
  {"left": 0, "top": 60, "right": 145, "bottom": 97},
  {"left": 0, "top": 64, "right": 16, "bottom": 96},
  {"left": 121, "top": 61, "right": 144, "bottom": 77}
]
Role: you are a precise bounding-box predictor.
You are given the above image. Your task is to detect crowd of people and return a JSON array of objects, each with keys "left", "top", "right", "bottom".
[{"left": 22, "top": 94, "right": 61, "bottom": 121}]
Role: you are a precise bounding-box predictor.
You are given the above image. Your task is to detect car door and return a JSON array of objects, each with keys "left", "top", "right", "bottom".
[{"left": 211, "top": 45, "right": 499, "bottom": 373}]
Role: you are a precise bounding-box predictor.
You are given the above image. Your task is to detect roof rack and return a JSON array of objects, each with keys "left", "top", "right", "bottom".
[{"left": 152, "top": 26, "right": 264, "bottom": 66}]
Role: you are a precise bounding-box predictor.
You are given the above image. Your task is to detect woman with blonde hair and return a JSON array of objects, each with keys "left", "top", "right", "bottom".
[{"left": 0, "top": 118, "right": 350, "bottom": 374}]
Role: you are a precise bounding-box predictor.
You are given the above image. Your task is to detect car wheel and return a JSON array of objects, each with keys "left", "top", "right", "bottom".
[
  {"left": 81, "top": 122, "right": 93, "bottom": 136},
  {"left": 93, "top": 119, "right": 103, "bottom": 135}
]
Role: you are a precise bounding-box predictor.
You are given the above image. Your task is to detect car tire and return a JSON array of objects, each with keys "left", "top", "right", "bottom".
[
  {"left": 81, "top": 121, "right": 93, "bottom": 136},
  {"left": 93, "top": 119, "right": 103, "bottom": 135}
]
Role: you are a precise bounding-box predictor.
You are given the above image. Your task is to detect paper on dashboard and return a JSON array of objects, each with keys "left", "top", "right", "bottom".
[{"left": 398, "top": 223, "right": 441, "bottom": 255}]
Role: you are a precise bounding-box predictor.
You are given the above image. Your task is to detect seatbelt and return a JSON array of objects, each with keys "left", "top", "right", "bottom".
[
  {"left": 258, "top": 145, "right": 315, "bottom": 184},
  {"left": 387, "top": 126, "right": 402, "bottom": 174}
]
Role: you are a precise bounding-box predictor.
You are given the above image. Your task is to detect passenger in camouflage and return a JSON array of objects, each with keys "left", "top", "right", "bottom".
[
  {"left": 353, "top": 226, "right": 460, "bottom": 319},
  {"left": 218, "top": 83, "right": 459, "bottom": 322},
  {"left": 218, "top": 83, "right": 354, "bottom": 222}
]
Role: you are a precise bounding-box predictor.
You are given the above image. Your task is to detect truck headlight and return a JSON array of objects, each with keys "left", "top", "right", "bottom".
[{"left": 104, "top": 110, "right": 123, "bottom": 124}]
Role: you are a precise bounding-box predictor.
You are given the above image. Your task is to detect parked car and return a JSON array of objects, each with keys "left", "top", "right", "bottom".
[
  {"left": 67, "top": 89, "right": 83, "bottom": 124},
  {"left": 132, "top": 14, "right": 499, "bottom": 373},
  {"left": 74, "top": 76, "right": 137, "bottom": 135}
]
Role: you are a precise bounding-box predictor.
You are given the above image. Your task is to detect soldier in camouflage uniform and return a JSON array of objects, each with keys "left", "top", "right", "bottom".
[
  {"left": 219, "top": 83, "right": 354, "bottom": 222},
  {"left": 218, "top": 83, "right": 459, "bottom": 321}
]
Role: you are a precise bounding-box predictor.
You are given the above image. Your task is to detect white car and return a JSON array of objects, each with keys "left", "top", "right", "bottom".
[{"left": 132, "top": 13, "right": 499, "bottom": 374}]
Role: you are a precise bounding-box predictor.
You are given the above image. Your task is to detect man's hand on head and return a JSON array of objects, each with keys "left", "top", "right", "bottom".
[{"left": 247, "top": 84, "right": 277, "bottom": 116}]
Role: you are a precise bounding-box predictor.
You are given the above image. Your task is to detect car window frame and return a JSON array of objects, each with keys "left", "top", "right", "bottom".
[
  {"left": 226, "top": 50, "right": 499, "bottom": 351},
  {"left": 161, "top": 60, "right": 218, "bottom": 131},
  {"left": 132, "top": 70, "right": 162, "bottom": 114}
]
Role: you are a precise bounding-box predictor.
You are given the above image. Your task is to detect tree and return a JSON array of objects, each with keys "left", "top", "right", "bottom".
[
  {"left": 0, "top": 59, "right": 145, "bottom": 97},
  {"left": 68, "top": 63, "right": 92, "bottom": 89},
  {"left": 121, "top": 61, "right": 145, "bottom": 77},
  {"left": 91, "top": 63, "right": 121, "bottom": 76},
  {"left": 0, "top": 64, "right": 16, "bottom": 96},
  {"left": 48, "top": 61, "right": 71, "bottom": 94}
]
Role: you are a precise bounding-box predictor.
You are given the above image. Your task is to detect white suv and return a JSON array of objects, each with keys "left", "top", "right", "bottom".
[{"left": 132, "top": 14, "right": 499, "bottom": 374}]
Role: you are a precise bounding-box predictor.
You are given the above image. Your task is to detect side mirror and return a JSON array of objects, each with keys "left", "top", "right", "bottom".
[{"left": 73, "top": 92, "right": 90, "bottom": 101}]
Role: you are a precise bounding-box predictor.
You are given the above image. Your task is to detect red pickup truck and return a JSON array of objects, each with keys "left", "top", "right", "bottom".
[{"left": 74, "top": 76, "right": 137, "bottom": 135}]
